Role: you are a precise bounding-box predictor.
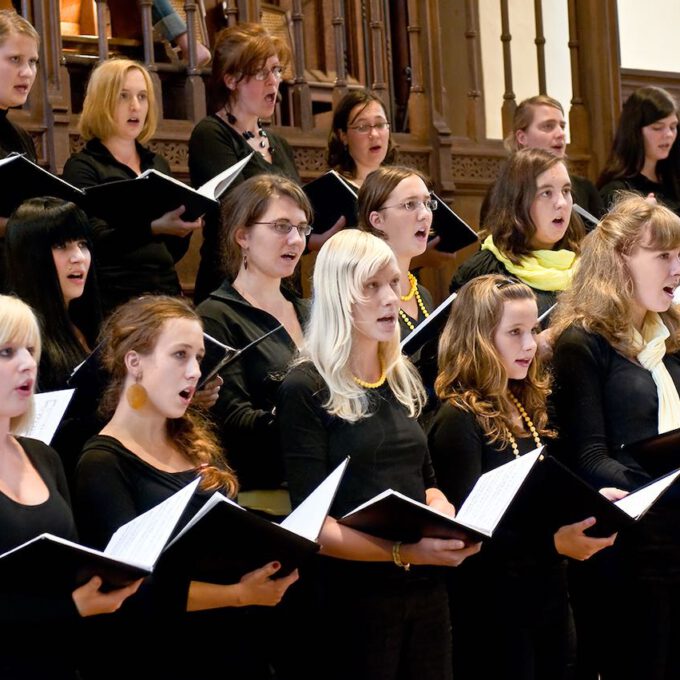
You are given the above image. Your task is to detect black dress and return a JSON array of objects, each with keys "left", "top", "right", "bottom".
[
  {"left": 278, "top": 362, "right": 453, "bottom": 680},
  {"left": 0, "top": 437, "right": 81, "bottom": 680},
  {"left": 552, "top": 324, "right": 680, "bottom": 680},
  {"left": 197, "top": 279, "right": 308, "bottom": 492},
  {"left": 62, "top": 139, "right": 190, "bottom": 314},
  {"left": 75, "top": 434, "right": 274, "bottom": 680},
  {"left": 428, "top": 403, "right": 574, "bottom": 680},
  {"left": 189, "top": 115, "right": 301, "bottom": 303}
]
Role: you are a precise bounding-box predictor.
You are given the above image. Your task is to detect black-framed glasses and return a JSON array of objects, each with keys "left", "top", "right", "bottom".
[
  {"left": 252, "top": 65, "right": 284, "bottom": 81},
  {"left": 378, "top": 198, "right": 438, "bottom": 213},
  {"left": 347, "top": 121, "right": 390, "bottom": 135},
  {"left": 252, "top": 220, "right": 312, "bottom": 237}
]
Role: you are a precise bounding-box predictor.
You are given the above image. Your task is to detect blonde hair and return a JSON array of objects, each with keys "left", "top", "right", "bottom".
[
  {"left": 79, "top": 59, "right": 158, "bottom": 144},
  {"left": 551, "top": 193, "right": 680, "bottom": 357},
  {"left": 0, "top": 295, "right": 41, "bottom": 434},
  {"left": 435, "top": 275, "right": 553, "bottom": 448},
  {"left": 0, "top": 10, "right": 39, "bottom": 48},
  {"left": 301, "top": 230, "right": 426, "bottom": 422}
]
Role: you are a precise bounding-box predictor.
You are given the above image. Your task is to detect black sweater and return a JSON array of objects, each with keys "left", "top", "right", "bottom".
[
  {"left": 62, "top": 139, "right": 190, "bottom": 313},
  {"left": 188, "top": 115, "right": 300, "bottom": 303},
  {"left": 552, "top": 324, "right": 680, "bottom": 582},
  {"left": 599, "top": 173, "right": 680, "bottom": 216},
  {"left": 197, "top": 280, "right": 308, "bottom": 490}
]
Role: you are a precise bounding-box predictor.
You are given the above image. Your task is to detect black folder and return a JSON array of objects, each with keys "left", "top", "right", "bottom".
[
  {"left": 0, "top": 534, "right": 151, "bottom": 591},
  {"left": 430, "top": 193, "right": 479, "bottom": 254},
  {"left": 400, "top": 290, "right": 457, "bottom": 357},
  {"left": 0, "top": 153, "right": 86, "bottom": 215},
  {"left": 304, "top": 170, "right": 359, "bottom": 234},
  {"left": 620, "top": 428, "right": 680, "bottom": 478}
]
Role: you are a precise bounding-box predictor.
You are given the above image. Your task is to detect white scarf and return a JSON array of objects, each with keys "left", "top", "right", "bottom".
[{"left": 635, "top": 313, "right": 680, "bottom": 434}]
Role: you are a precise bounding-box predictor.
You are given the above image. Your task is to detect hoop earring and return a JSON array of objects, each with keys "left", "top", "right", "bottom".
[{"left": 126, "top": 375, "right": 148, "bottom": 410}]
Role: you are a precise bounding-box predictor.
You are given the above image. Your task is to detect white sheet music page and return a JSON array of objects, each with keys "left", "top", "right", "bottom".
[
  {"left": 104, "top": 479, "right": 201, "bottom": 568},
  {"left": 17, "top": 389, "right": 75, "bottom": 444},
  {"left": 455, "top": 447, "right": 543, "bottom": 535},
  {"left": 281, "top": 458, "right": 349, "bottom": 540},
  {"left": 614, "top": 469, "right": 680, "bottom": 519}
]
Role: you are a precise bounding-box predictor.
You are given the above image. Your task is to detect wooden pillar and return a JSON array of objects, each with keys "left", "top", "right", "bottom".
[
  {"left": 366, "top": 0, "right": 388, "bottom": 100},
  {"left": 570, "top": 0, "right": 621, "bottom": 175},
  {"left": 500, "top": 0, "right": 516, "bottom": 138},
  {"left": 289, "top": 0, "right": 313, "bottom": 130},
  {"left": 464, "top": 0, "right": 485, "bottom": 142},
  {"left": 95, "top": 0, "right": 108, "bottom": 60},
  {"left": 331, "top": 0, "right": 348, "bottom": 108},
  {"left": 405, "top": 0, "right": 429, "bottom": 141},
  {"left": 534, "top": 0, "right": 546, "bottom": 94},
  {"left": 183, "top": 0, "right": 207, "bottom": 121}
]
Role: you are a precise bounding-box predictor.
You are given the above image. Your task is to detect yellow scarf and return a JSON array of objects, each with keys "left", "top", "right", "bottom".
[
  {"left": 635, "top": 313, "right": 680, "bottom": 434},
  {"left": 481, "top": 235, "right": 577, "bottom": 291}
]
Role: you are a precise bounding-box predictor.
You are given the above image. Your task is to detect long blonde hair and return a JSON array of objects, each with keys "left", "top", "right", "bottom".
[
  {"left": 301, "top": 230, "right": 425, "bottom": 422},
  {"left": 435, "top": 275, "right": 553, "bottom": 448},
  {"left": 551, "top": 193, "right": 680, "bottom": 357}
]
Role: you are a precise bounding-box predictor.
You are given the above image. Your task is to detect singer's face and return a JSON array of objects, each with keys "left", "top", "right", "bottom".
[
  {"left": 351, "top": 262, "right": 401, "bottom": 347},
  {"left": 492, "top": 298, "right": 539, "bottom": 381},
  {"left": 227, "top": 54, "right": 282, "bottom": 119}
]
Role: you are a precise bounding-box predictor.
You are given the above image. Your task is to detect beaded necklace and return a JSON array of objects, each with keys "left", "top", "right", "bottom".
[
  {"left": 506, "top": 393, "right": 542, "bottom": 458},
  {"left": 399, "top": 272, "right": 430, "bottom": 331},
  {"left": 352, "top": 359, "right": 387, "bottom": 389}
]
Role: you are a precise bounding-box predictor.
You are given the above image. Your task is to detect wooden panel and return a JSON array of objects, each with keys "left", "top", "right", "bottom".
[{"left": 621, "top": 68, "right": 680, "bottom": 107}]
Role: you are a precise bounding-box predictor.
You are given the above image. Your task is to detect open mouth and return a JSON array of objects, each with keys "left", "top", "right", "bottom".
[
  {"left": 179, "top": 387, "right": 195, "bottom": 402},
  {"left": 281, "top": 251, "right": 299, "bottom": 261},
  {"left": 663, "top": 286, "right": 675, "bottom": 297},
  {"left": 265, "top": 93, "right": 276, "bottom": 105},
  {"left": 552, "top": 217, "right": 565, "bottom": 227},
  {"left": 415, "top": 227, "right": 428, "bottom": 239},
  {"left": 369, "top": 144, "right": 382, "bottom": 152},
  {"left": 67, "top": 272, "right": 85, "bottom": 281},
  {"left": 378, "top": 314, "right": 396, "bottom": 326},
  {"left": 17, "top": 379, "right": 33, "bottom": 395}
]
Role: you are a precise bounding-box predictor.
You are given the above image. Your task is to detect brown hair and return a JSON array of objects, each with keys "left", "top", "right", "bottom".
[
  {"left": 79, "top": 59, "right": 158, "bottom": 144},
  {"left": 551, "top": 193, "right": 680, "bottom": 357},
  {"left": 504, "top": 95, "right": 564, "bottom": 153},
  {"left": 484, "top": 148, "right": 585, "bottom": 263},
  {"left": 435, "top": 275, "right": 554, "bottom": 448},
  {"left": 357, "top": 165, "right": 431, "bottom": 238},
  {"left": 210, "top": 22, "right": 290, "bottom": 113},
  {"left": 326, "top": 89, "right": 397, "bottom": 178},
  {"left": 98, "top": 296, "right": 238, "bottom": 495},
  {"left": 0, "top": 9, "right": 39, "bottom": 48},
  {"left": 220, "top": 174, "right": 312, "bottom": 279}
]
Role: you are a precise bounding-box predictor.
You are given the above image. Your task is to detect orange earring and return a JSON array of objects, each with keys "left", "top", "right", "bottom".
[{"left": 126, "top": 375, "right": 148, "bottom": 410}]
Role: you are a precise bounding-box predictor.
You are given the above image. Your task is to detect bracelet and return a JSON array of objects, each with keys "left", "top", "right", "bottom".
[{"left": 392, "top": 541, "right": 411, "bottom": 571}]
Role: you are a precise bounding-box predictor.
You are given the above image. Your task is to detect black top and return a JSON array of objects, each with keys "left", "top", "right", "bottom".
[
  {"left": 188, "top": 115, "right": 300, "bottom": 303},
  {"left": 480, "top": 171, "right": 605, "bottom": 227},
  {"left": 450, "top": 248, "right": 557, "bottom": 318},
  {"left": 62, "top": 139, "right": 190, "bottom": 314},
  {"left": 552, "top": 324, "right": 680, "bottom": 581},
  {"left": 0, "top": 437, "right": 80, "bottom": 679},
  {"left": 0, "top": 109, "right": 37, "bottom": 290},
  {"left": 599, "top": 173, "right": 680, "bottom": 216},
  {"left": 278, "top": 363, "right": 436, "bottom": 517},
  {"left": 197, "top": 280, "right": 308, "bottom": 490},
  {"left": 75, "top": 434, "right": 245, "bottom": 678}
]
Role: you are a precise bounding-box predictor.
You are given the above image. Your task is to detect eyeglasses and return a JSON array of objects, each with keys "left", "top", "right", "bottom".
[
  {"left": 251, "top": 65, "right": 284, "bottom": 81},
  {"left": 378, "top": 199, "right": 438, "bottom": 213},
  {"left": 347, "top": 122, "right": 390, "bottom": 135},
  {"left": 252, "top": 220, "right": 312, "bottom": 237}
]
